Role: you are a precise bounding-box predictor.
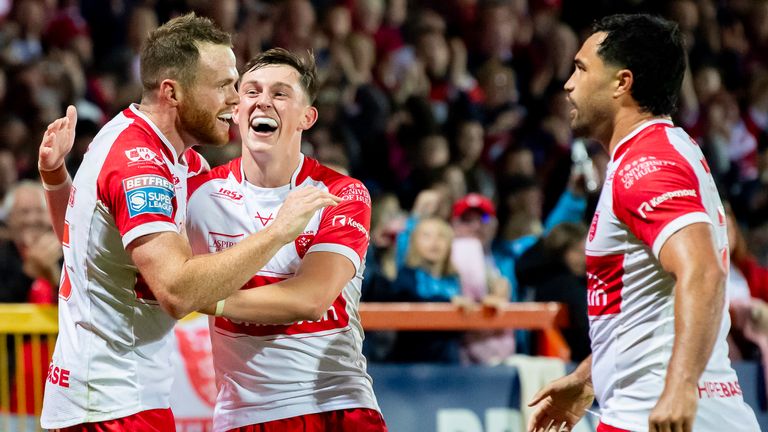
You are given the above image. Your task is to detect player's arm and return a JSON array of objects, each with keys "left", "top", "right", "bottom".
[
  {"left": 650, "top": 222, "right": 725, "bottom": 432},
  {"left": 38, "top": 106, "right": 77, "bottom": 241},
  {"left": 129, "top": 186, "right": 341, "bottom": 320},
  {"left": 201, "top": 251, "right": 355, "bottom": 323}
]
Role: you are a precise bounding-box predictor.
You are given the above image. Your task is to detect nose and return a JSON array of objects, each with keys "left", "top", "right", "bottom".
[
  {"left": 226, "top": 84, "right": 239, "bottom": 105},
  {"left": 564, "top": 73, "right": 575, "bottom": 93},
  {"left": 255, "top": 92, "right": 272, "bottom": 110}
]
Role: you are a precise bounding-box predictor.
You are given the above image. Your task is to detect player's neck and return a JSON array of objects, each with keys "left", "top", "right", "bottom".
[
  {"left": 136, "top": 101, "right": 190, "bottom": 159},
  {"left": 607, "top": 109, "right": 660, "bottom": 156},
  {"left": 241, "top": 147, "right": 301, "bottom": 188}
]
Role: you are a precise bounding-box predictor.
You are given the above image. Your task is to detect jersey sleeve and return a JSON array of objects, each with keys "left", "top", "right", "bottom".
[
  {"left": 613, "top": 154, "right": 711, "bottom": 258},
  {"left": 307, "top": 181, "right": 371, "bottom": 272},
  {"left": 98, "top": 155, "right": 179, "bottom": 249}
]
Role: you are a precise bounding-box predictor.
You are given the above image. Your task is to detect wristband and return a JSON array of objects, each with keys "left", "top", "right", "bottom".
[
  {"left": 41, "top": 173, "right": 72, "bottom": 191},
  {"left": 214, "top": 299, "right": 226, "bottom": 317}
]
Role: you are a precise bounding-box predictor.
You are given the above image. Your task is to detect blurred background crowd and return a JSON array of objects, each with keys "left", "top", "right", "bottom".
[{"left": 3, "top": 0, "right": 768, "bottom": 367}]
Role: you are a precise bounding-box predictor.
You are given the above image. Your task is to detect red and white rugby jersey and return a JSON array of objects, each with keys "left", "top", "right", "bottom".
[
  {"left": 185, "top": 155, "right": 379, "bottom": 431},
  {"left": 41, "top": 104, "right": 209, "bottom": 429},
  {"left": 586, "top": 120, "right": 759, "bottom": 431}
]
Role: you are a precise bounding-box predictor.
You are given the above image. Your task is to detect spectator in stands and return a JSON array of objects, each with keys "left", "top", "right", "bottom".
[
  {"left": 0, "top": 181, "right": 59, "bottom": 304},
  {"left": 450, "top": 120, "right": 495, "bottom": 199},
  {"left": 389, "top": 215, "right": 466, "bottom": 363},
  {"left": 516, "top": 222, "right": 591, "bottom": 362}
]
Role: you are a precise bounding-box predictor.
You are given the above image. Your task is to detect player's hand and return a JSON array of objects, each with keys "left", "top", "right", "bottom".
[
  {"left": 527, "top": 372, "right": 594, "bottom": 432},
  {"left": 39, "top": 105, "right": 77, "bottom": 172},
  {"left": 271, "top": 186, "right": 342, "bottom": 242},
  {"left": 648, "top": 383, "right": 698, "bottom": 432}
]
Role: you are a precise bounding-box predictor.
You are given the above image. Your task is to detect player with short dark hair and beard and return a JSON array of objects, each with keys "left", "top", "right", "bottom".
[{"left": 527, "top": 14, "right": 759, "bottom": 432}]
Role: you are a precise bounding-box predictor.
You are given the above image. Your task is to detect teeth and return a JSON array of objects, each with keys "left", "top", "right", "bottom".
[
  {"left": 218, "top": 113, "right": 233, "bottom": 120},
  {"left": 250, "top": 117, "right": 278, "bottom": 128}
]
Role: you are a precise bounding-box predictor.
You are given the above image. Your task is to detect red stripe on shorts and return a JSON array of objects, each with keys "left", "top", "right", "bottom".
[
  {"left": 228, "top": 408, "right": 387, "bottom": 432},
  {"left": 597, "top": 421, "right": 631, "bottom": 432},
  {"left": 52, "top": 408, "right": 175, "bottom": 432}
]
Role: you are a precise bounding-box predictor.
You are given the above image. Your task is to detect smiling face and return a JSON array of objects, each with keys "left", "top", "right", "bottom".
[
  {"left": 178, "top": 43, "right": 239, "bottom": 146},
  {"left": 234, "top": 64, "right": 318, "bottom": 157},
  {"left": 413, "top": 219, "right": 453, "bottom": 266},
  {"left": 563, "top": 32, "right": 617, "bottom": 141}
]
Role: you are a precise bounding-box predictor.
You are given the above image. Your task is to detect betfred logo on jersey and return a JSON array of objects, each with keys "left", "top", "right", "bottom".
[
  {"left": 586, "top": 254, "right": 625, "bottom": 317},
  {"left": 122, "top": 174, "right": 175, "bottom": 218},
  {"left": 617, "top": 157, "right": 677, "bottom": 189},
  {"left": 125, "top": 147, "right": 163, "bottom": 165},
  {"left": 208, "top": 232, "right": 244, "bottom": 252}
]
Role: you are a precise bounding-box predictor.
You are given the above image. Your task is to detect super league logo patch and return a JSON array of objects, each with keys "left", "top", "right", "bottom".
[{"left": 122, "top": 174, "right": 175, "bottom": 218}]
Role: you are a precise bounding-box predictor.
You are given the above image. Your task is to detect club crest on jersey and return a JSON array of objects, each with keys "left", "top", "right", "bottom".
[
  {"left": 125, "top": 147, "right": 163, "bottom": 166},
  {"left": 122, "top": 174, "right": 174, "bottom": 218},
  {"left": 588, "top": 211, "right": 599, "bottom": 242},
  {"left": 295, "top": 232, "right": 316, "bottom": 258}
]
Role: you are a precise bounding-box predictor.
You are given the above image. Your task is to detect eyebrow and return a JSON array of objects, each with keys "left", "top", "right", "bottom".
[{"left": 239, "top": 80, "right": 294, "bottom": 91}]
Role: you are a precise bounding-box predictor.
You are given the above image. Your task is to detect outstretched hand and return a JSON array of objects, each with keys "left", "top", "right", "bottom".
[
  {"left": 39, "top": 105, "right": 77, "bottom": 172},
  {"left": 527, "top": 372, "right": 594, "bottom": 432}
]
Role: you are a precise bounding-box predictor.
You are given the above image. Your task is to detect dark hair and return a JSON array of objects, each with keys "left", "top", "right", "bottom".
[
  {"left": 240, "top": 48, "right": 318, "bottom": 104},
  {"left": 592, "top": 14, "right": 685, "bottom": 116},
  {"left": 140, "top": 13, "right": 231, "bottom": 92}
]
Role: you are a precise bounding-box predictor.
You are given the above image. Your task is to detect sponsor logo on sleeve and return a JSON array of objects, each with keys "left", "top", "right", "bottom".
[
  {"left": 617, "top": 157, "right": 677, "bottom": 189},
  {"left": 339, "top": 183, "right": 371, "bottom": 206},
  {"left": 122, "top": 174, "right": 175, "bottom": 218},
  {"left": 636, "top": 189, "right": 697, "bottom": 219},
  {"left": 332, "top": 214, "right": 368, "bottom": 239}
]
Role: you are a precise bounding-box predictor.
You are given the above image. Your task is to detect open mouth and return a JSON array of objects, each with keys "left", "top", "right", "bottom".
[
  {"left": 217, "top": 113, "right": 233, "bottom": 127},
  {"left": 250, "top": 116, "right": 279, "bottom": 134}
]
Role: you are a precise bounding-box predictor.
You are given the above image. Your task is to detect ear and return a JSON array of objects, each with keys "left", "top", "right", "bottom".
[
  {"left": 232, "top": 101, "right": 241, "bottom": 125},
  {"left": 614, "top": 69, "right": 633, "bottom": 98},
  {"left": 159, "top": 79, "right": 182, "bottom": 107},
  {"left": 299, "top": 106, "right": 319, "bottom": 131}
]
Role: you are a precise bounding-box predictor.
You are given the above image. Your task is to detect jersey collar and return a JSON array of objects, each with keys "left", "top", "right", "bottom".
[
  {"left": 237, "top": 153, "right": 306, "bottom": 190},
  {"left": 611, "top": 119, "right": 673, "bottom": 161}
]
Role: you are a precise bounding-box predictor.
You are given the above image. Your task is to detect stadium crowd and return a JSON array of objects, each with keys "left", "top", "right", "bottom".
[{"left": 3, "top": 0, "right": 768, "bottom": 367}]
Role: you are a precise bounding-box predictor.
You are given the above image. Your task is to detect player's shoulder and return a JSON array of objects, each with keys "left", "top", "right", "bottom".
[
  {"left": 188, "top": 157, "right": 241, "bottom": 200},
  {"left": 298, "top": 156, "right": 370, "bottom": 200},
  {"left": 613, "top": 124, "right": 697, "bottom": 192}
]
